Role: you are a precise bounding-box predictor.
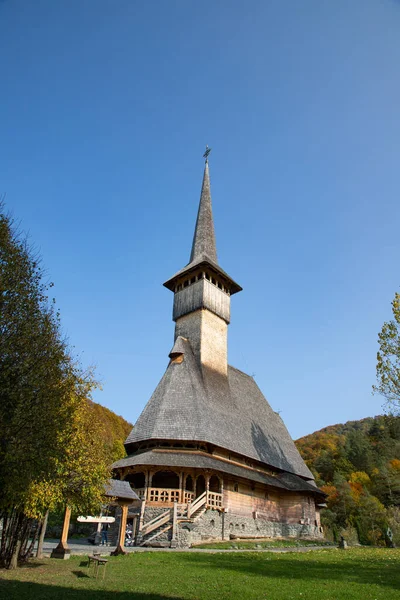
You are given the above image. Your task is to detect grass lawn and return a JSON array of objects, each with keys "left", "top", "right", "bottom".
[{"left": 0, "top": 548, "right": 399, "bottom": 600}]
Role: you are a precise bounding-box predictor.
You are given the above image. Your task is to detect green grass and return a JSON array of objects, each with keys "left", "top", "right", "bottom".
[
  {"left": 194, "top": 538, "right": 334, "bottom": 549},
  {"left": 0, "top": 548, "right": 399, "bottom": 600}
]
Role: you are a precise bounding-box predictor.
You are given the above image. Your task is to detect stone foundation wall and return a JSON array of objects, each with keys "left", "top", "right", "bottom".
[{"left": 176, "top": 509, "right": 323, "bottom": 548}]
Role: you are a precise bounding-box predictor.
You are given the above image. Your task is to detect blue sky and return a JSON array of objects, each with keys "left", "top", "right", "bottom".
[{"left": 1, "top": 1, "right": 400, "bottom": 439}]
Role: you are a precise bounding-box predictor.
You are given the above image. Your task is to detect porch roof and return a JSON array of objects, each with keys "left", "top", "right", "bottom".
[{"left": 113, "top": 451, "right": 324, "bottom": 496}]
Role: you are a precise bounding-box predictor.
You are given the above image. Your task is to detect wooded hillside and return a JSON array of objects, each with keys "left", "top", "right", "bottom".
[{"left": 296, "top": 415, "right": 400, "bottom": 545}]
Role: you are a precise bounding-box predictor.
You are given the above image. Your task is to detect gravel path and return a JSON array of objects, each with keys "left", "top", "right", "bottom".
[{"left": 40, "top": 539, "right": 332, "bottom": 556}]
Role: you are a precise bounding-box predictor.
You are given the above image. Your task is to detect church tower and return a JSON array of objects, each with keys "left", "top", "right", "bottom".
[{"left": 163, "top": 156, "right": 241, "bottom": 377}]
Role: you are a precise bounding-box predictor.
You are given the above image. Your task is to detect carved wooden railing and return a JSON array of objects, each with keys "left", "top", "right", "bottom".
[
  {"left": 207, "top": 491, "right": 223, "bottom": 509},
  {"left": 140, "top": 508, "right": 171, "bottom": 537},
  {"left": 148, "top": 488, "right": 180, "bottom": 503},
  {"left": 183, "top": 490, "right": 195, "bottom": 503},
  {"left": 134, "top": 488, "right": 146, "bottom": 500}
]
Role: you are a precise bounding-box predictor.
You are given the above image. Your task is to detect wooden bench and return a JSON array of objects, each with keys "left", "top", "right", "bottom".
[{"left": 88, "top": 554, "right": 108, "bottom": 579}]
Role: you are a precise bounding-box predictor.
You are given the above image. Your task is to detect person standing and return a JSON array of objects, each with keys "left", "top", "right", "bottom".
[{"left": 101, "top": 523, "right": 109, "bottom": 546}]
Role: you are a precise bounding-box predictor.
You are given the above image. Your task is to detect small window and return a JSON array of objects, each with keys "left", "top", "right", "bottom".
[
  {"left": 307, "top": 497, "right": 311, "bottom": 505},
  {"left": 205, "top": 273, "right": 210, "bottom": 281},
  {"left": 234, "top": 483, "right": 239, "bottom": 493},
  {"left": 191, "top": 277, "right": 196, "bottom": 284},
  {"left": 265, "top": 492, "right": 269, "bottom": 501},
  {"left": 210, "top": 519, "right": 215, "bottom": 528},
  {"left": 184, "top": 280, "right": 189, "bottom": 288},
  {"left": 242, "top": 524, "right": 245, "bottom": 531}
]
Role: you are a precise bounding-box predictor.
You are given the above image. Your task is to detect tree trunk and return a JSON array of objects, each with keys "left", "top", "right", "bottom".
[
  {"left": 10, "top": 539, "right": 21, "bottom": 570},
  {"left": 36, "top": 511, "right": 49, "bottom": 559}
]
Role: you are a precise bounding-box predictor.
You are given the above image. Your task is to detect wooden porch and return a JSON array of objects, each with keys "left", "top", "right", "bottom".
[{"left": 121, "top": 468, "right": 224, "bottom": 509}]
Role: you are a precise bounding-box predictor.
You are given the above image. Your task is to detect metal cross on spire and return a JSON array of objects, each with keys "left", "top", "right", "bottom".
[{"left": 203, "top": 145, "right": 211, "bottom": 163}]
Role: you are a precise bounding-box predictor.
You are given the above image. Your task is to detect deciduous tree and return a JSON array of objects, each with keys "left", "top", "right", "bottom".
[
  {"left": 0, "top": 207, "right": 110, "bottom": 568},
  {"left": 374, "top": 292, "right": 400, "bottom": 413}
]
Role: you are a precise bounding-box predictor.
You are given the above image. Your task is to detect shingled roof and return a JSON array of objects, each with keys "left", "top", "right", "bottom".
[
  {"left": 124, "top": 337, "right": 313, "bottom": 480},
  {"left": 104, "top": 479, "right": 140, "bottom": 501}
]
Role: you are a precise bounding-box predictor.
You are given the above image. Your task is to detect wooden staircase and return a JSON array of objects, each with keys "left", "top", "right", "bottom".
[{"left": 138, "top": 491, "right": 221, "bottom": 546}]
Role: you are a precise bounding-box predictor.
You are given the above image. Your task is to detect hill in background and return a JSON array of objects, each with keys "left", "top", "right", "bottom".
[{"left": 296, "top": 415, "right": 400, "bottom": 545}]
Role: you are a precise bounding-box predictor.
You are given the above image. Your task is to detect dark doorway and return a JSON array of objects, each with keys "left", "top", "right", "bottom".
[
  {"left": 209, "top": 475, "right": 221, "bottom": 493},
  {"left": 196, "top": 475, "right": 206, "bottom": 497},
  {"left": 152, "top": 471, "right": 179, "bottom": 489},
  {"left": 124, "top": 472, "right": 145, "bottom": 489},
  {"left": 185, "top": 475, "right": 194, "bottom": 491}
]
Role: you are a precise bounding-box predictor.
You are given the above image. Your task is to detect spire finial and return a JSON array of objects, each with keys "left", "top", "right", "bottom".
[{"left": 203, "top": 145, "right": 211, "bottom": 163}]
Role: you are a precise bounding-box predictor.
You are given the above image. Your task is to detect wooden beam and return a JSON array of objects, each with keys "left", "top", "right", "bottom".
[
  {"left": 111, "top": 503, "right": 129, "bottom": 556},
  {"left": 50, "top": 506, "right": 71, "bottom": 559}
]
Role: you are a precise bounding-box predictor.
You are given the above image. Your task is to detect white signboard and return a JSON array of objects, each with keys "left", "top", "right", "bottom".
[{"left": 77, "top": 516, "right": 115, "bottom": 523}]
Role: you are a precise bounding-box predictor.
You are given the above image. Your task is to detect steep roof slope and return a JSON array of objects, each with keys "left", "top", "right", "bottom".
[{"left": 125, "top": 337, "right": 313, "bottom": 480}]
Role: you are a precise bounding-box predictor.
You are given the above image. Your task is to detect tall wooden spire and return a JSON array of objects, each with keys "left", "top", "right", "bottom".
[
  {"left": 164, "top": 157, "right": 242, "bottom": 296},
  {"left": 189, "top": 162, "right": 217, "bottom": 264}
]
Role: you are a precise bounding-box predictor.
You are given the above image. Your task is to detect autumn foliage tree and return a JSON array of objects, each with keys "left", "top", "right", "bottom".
[
  {"left": 296, "top": 415, "right": 400, "bottom": 545},
  {"left": 0, "top": 208, "right": 111, "bottom": 568}
]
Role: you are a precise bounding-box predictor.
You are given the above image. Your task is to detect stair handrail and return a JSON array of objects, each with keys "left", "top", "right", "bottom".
[
  {"left": 188, "top": 491, "right": 207, "bottom": 518},
  {"left": 141, "top": 509, "right": 171, "bottom": 536}
]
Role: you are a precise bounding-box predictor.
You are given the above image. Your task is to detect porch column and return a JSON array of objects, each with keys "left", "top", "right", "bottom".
[
  {"left": 147, "top": 471, "right": 154, "bottom": 502},
  {"left": 144, "top": 470, "right": 150, "bottom": 501},
  {"left": 205, "top": 474, "right": 210, "bottom": 506},
  {"left": 50, "top": 506, "right": 71, "bottom": 560},
  {"left": 179, "top": 472, "right": 184, "bottom": 503},
  {"left": 112, "top": 503, "right": 129, "bottom": 556}
]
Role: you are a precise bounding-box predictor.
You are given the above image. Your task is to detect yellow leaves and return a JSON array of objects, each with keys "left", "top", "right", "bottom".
[
  {"left": 349, "top": 471, "right": 371, "bottom": 487},
  {"left": 23, "top": 480, "right": 60, "bottom": 519}
]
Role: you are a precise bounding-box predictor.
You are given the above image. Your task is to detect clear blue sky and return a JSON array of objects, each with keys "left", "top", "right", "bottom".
[{"left": 1, "top": 1, "right": 400, "bottom": 439}]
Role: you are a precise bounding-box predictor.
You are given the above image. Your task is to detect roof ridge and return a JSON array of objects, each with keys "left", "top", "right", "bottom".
[{"left": 227, "top": 364, "right": 253, "bottom": 378}]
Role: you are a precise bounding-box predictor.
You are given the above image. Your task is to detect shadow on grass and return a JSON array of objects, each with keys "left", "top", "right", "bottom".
[
  {"left": 0, "top": 581, "right": 185, "bottom": 600},
  {"left": 181, "top": 551, "right": 400, "bottom": 591},
  {"left": 72, "top": 570, "right": 90, "bottom": 578},
  {"left": 16, "top": 561, "right": 46, "bottom": 569}
]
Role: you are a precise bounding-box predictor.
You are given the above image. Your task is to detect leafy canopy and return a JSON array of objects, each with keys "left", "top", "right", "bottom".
[{"left": 374, "top": 292, "right": 400, "bottom": 413}]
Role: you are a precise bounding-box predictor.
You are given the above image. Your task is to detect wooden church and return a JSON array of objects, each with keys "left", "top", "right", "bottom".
[{"left": 113, "top": 154, "right": 325, "bottom": 547}]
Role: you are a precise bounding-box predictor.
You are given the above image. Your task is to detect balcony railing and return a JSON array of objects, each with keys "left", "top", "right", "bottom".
[
  {"left": 207, "top": 491, "right": 223, "bottom": 509},
  {"left": 134, "top": 488, "right": 146, "bottom": 500},
  {"left": 132, "top": 487, "right": 222, "bottom": 510},
  {"left": 149, "top": 488, "right": 180, "bottom": 503}
]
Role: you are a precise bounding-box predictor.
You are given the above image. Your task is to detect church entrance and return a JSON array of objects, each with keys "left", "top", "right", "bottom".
[{"left": 196, "top": 475, "right": 206, "bottom": 498}]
